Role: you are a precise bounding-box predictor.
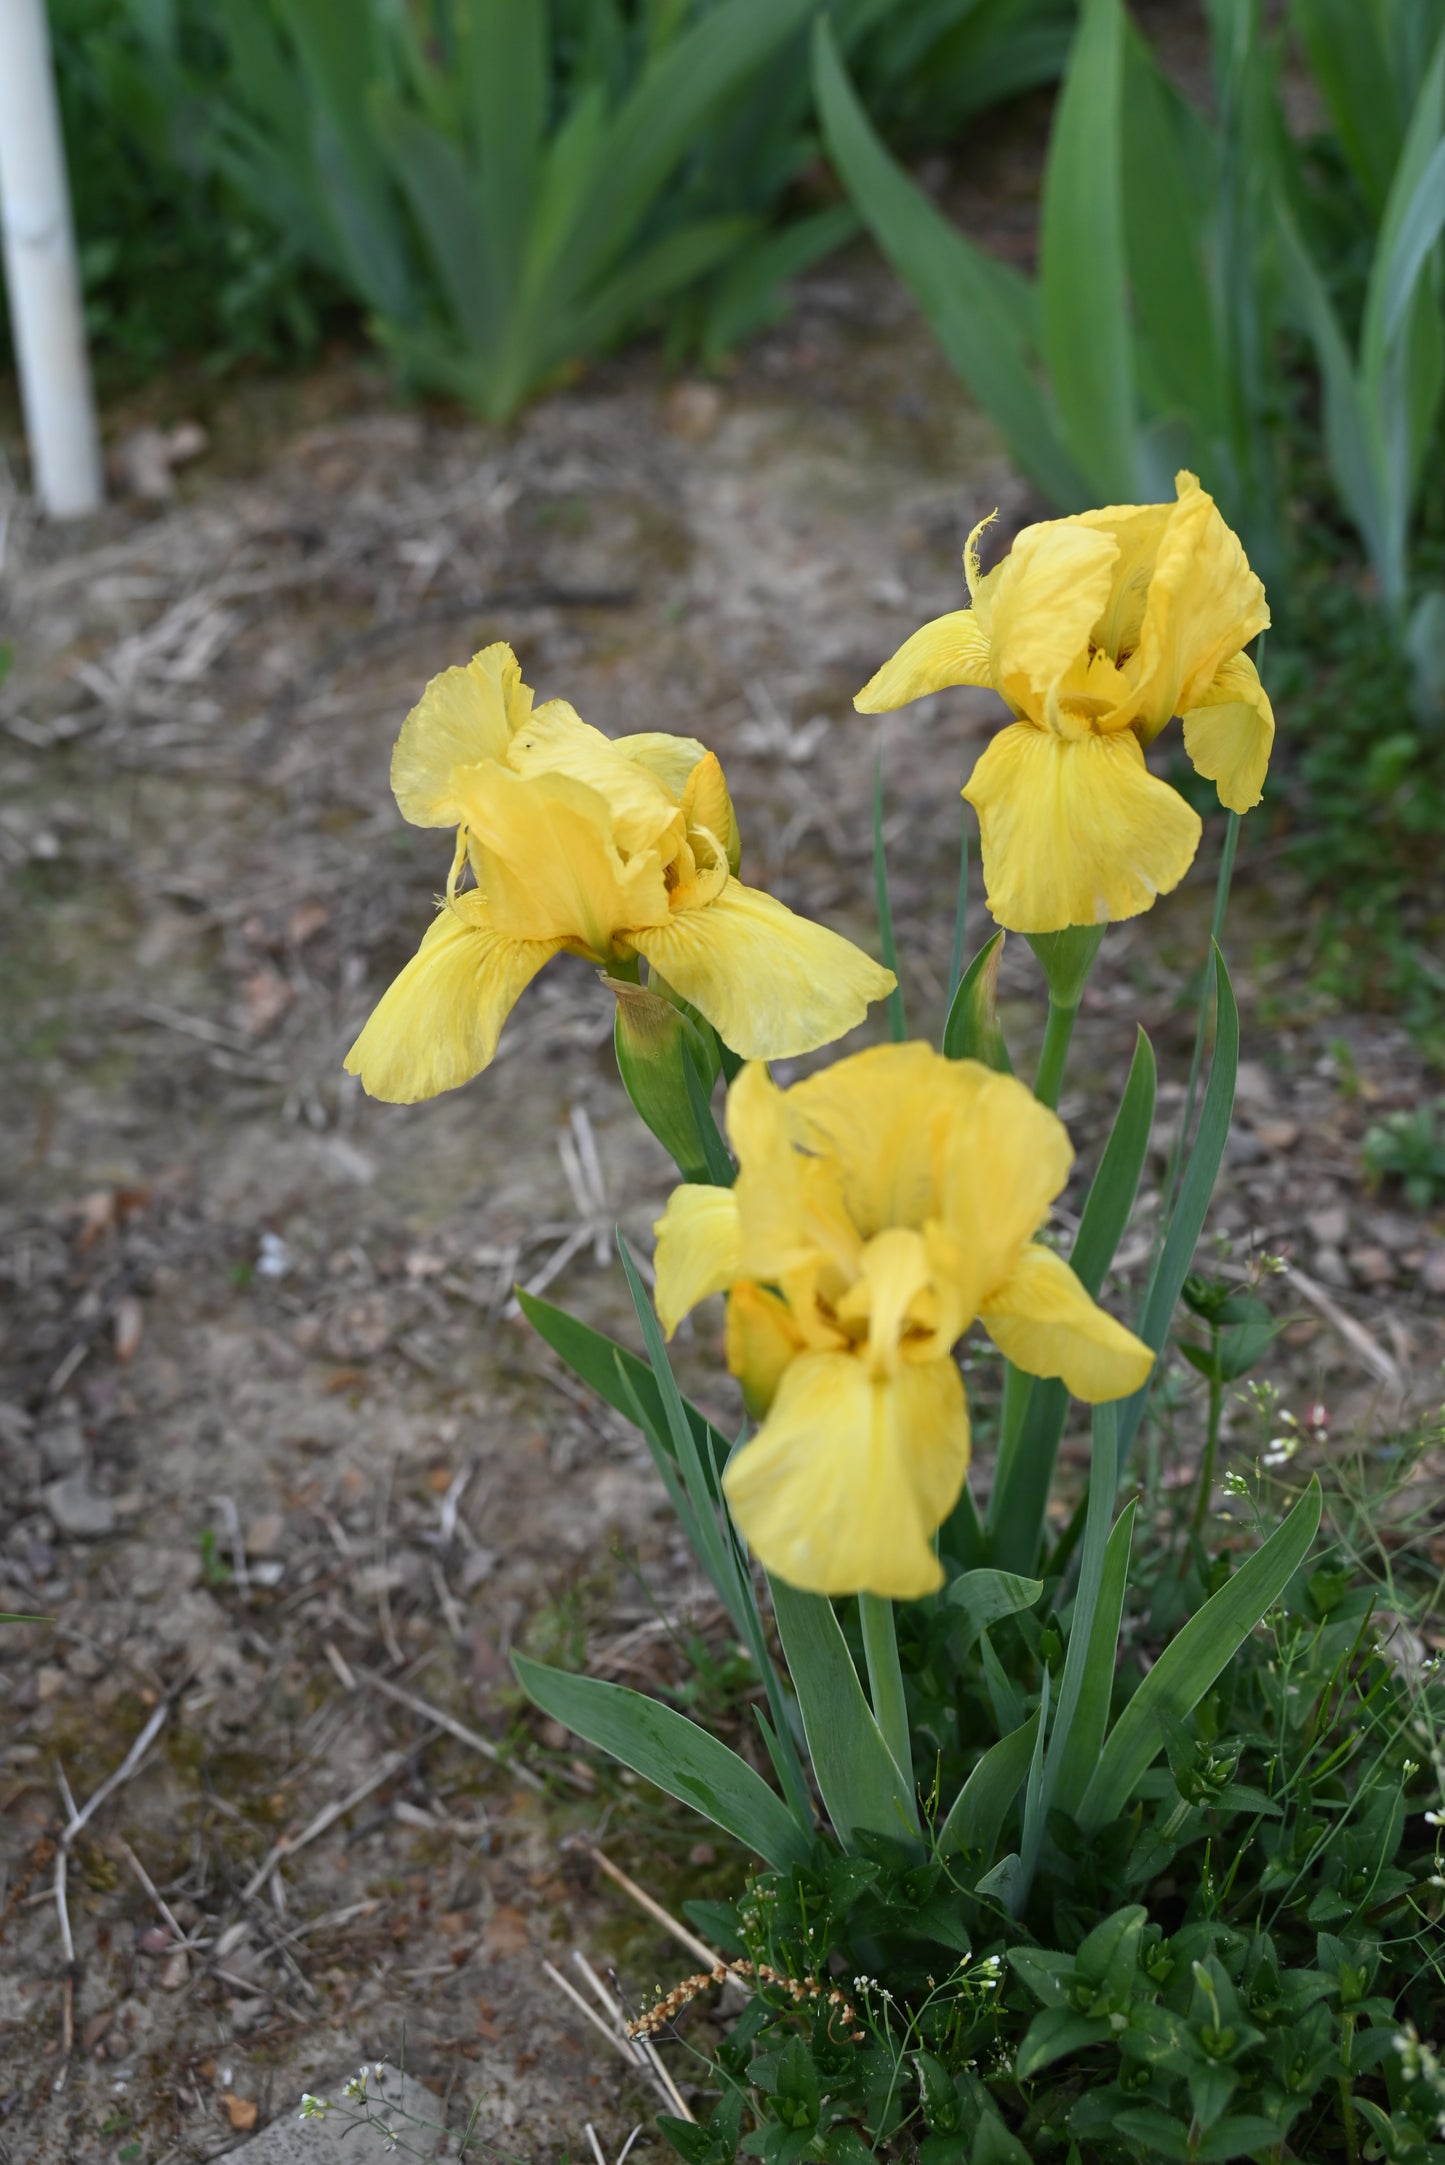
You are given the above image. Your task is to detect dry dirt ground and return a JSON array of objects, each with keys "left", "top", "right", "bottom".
[{"left": 3, "top": 251, "right": 1444, "bottom": 2164}]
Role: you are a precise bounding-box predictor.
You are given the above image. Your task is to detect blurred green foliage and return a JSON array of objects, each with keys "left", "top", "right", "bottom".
[{"left": 5, "top": 0, "right": 341, "bottom": 380}]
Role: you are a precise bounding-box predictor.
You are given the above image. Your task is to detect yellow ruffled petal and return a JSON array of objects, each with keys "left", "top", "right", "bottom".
[
  {"left": 343, "top": 894, "right": 560, "bottom": 1102},
  {"left": 1073, "top": 501, "right": 1173, "bottom": 665},
  {"left": 1181, "top": 651, "right": 1275, "bottom": 813},
  {"left": 980, "top": 1242, "right": 1154, "bottom": 1401},
  {"left": 722, "top": 1350, "right": 970, "bottom": 1598},
  {"left": 1131, "top": 472, "right": 1269, "bottom": 736},
  {"left": 788, "top": 1042, "right": 971, "bottom": 1240},
  {"left": 505, "top": 700, "right": 681, "bottom": 857},
  {"left": 963, "top": 720, "right": 1202, "bottom": 932},
  {"left": 652, "top": 1184, "right": 743, "bottom": 1336},
  {"left": 390, "top": 643, "right": 532, "bottom": 827},
  {"left": 726, "top": 1281, "right": 808, "bottom": 1417},
  {"left": 627, "top": 881, "right": 894, "bottom": 1061},
  {"left": 835, "top": 1227, "right": 933, "bottom": 1376},
  {"left": 854, "top": 609, "right": 993, "bottom": 712},
  {"left": 983, "top": 518, "right": 1119, "bottom": 722},
  {"left": 935, "top": 1066, "right": 1075, "bottom": 1304},
  {"left": 612, "top": 731, "right": 709, "bottom": 798},
  {"left": 459, "top": 762, "right": 672, "bottom": 953}
]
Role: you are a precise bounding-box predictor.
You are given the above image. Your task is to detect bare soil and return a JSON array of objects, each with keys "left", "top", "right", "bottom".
[{"left": 2, "top": 250, "right": 1443, "bottom": 2165}]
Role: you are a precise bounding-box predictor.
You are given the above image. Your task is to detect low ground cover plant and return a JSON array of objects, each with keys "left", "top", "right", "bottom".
[{"left": 341, "top": 469, "right": 1445, "bottom": 2157}]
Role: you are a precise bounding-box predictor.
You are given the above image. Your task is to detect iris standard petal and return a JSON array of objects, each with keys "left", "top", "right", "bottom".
[
  {"left": 343, "top": 896, "right": 561, "bottom": 1102},
  {"left": 984, "top": 519, "right": 1119, "bottom": 721},
  {"left": 963, "top": 721, "right": 1202, "bottom": 932},
  {"left": 788, "top": 1042, "right": 968, "bottom": 1240},
  {"left": 628, "top": 882, "right": 894, "bottom": 1061},
  {"left": 935, "top": 1066, "right": 1074, "bottom": 1303},
  {"left": 459, "top": 762, "right": 672, "bottom": 953},
  {"left": 504, "top": 700, "right": 681, "bottom": 857},
  {"left": 1181, "top": 651, "right": 1275, "bottom": 812},
  {"left": 391, "top": 644, "right": 531, "bottom": 828},
  {"left": 652, "top": 1184, "right": 744, "bottom": 1335},
  {"left": 980, "top": 1242, "right": 1154, "bottom": 1401},
  {"left": 1131, "top": 473, "right": 1269, "bottom": 735},
  {"left": 722, "top": 1350, "right": 971, "bottom": 1598},
  {"left": 854, "top": 609, "right": 993, "bottom": 711}
]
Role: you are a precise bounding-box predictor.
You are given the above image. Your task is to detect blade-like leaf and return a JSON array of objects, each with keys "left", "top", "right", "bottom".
[
  {"left": 1120, "top": 26, "right": 1223, "bottom": 450},
  {"left": 1038, "top": 1402, "right": 1118, "bottom": 1828},
  {"left": 769, "top": 1580, "right": 921, "bottom": 1851},
  {"left": 513, "top": 1655, "right": 810, "bottom": 1870},
  {"left": 374, "top": 100, "right": 495, "bottom": 352},
  {"left": 1076, "top": 1477, "right": 1321, "bottom": 1829},
  {"left": 516, "top": 1288, "right": 730, "bottom": 1493},
  {"left": 1039, "top": 0, "right": 1139, "bottom": 498},
  {"left": 873, "top": 751, "right": 907, "bottom": 1043},
  {"left": 1290, "top": 0, "right": 1403, "bottom": 215},
  {"left": 460, "top": 0, "right": 548, "bottom": 297},
  {"left": 1118, "top": 947, "right": 1237, "bottom": 1467},
  {"left": 698, "top": 203, "right": 858, "bottom": 365},
  {"left": 1050, "top": 1497, "right": 1136, "bottom": 1815},
  {"left": 1276, "top": 201, "right": 1390, "bottom": 603},
  {"left": 945, "top": 1567, "right": 1043, "bottom": 1655},
  {"left": 812, "top": 18, "right": 1085, "bottom": 507},
  {"left": 942, "top": 930, "right": 1011, "bottom": 1072},
  {"left": 935, "top": 1708, "right": 1041, "bottom": 1861}
]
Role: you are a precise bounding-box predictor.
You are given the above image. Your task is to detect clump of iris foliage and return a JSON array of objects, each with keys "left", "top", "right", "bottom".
[{"left": 335, "top": 454, "right": 1445, "bottom": 2163}]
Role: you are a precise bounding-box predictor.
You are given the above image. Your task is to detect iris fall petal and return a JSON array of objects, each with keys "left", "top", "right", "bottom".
[{"left": 980, "top": 1242, "right": 1154, "bottom": 1401}]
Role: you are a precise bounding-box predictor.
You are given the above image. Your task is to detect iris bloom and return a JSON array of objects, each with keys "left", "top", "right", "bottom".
[
  {"left": 654, "top": 1044, "right": 1152, "bottom": 1599},
  {"left": 855, "top": 472, "right": 1273, "bottom": 934},
  {"left": 346, "top": 645, "right": 894, "bottom": 1100}
]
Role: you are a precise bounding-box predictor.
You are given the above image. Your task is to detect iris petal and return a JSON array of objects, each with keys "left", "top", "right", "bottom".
[
  {"left": 390, "top": 643, "right": 532, "bottom": 827},
  {"left": 1182, "top": 651, "right": 1275, "bottom": 812},
  {"left": 980, "top": 1243, "right": 1153, "bottom": 1401},
  {"left": 343, "top": 895, "right": 561, "bottom": 1101},
  {"left": 653, "top": 1184, "right": 744, "bottom": 1335},
  {"left": 723, "top": 1350, "right": 970, "bottom": 1598},
  {"left": 963, "top": 721, "right": 1202, "bottom": 932},
  {"left": 628, "top": 882, "right": 894, "bottom": 1061},
  {"left": 854, "top": 609, "right": 993, "bottom": 711}
]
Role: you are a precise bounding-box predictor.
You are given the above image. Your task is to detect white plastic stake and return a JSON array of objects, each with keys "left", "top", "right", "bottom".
[{"left": 0, "top": 0, "right": 103, "bottom": 517}]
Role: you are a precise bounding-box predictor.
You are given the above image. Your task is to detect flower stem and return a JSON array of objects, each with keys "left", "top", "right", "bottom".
[
  {"left": 1033, "top": 996, "right": 1078, "bottom": 1111},
  {"left": 859, "top": 1592, "right": 911, "bottom": 1783},
  {"left": 1191, "top": 1343, "right": 1224, "bottom": 1535}
]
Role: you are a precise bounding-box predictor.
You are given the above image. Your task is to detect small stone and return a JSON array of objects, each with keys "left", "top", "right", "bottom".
[
  {"left": 245, "top": 1514, "right": 285, "bottom": 1558},
  {"left": 36, "top": 1665, "right": 67, "bottom": 1703},
  {"left": 1234, "top": 1061, "right": 1277, "bottom": 1109},
  {"left": 223, "top": 2092, "right": 259, "bottom": 2132},
  {"left": 1224, "top": 1130, "right": 1264, "bottom": 1166},
  {"left": 42, "top": 1472, "right": 115, "bottom": 1540},
  {"left": 226, "top": 1997, "right": 269, "bottom": 2034},
  {"left": 37, "top": 1422, "right": 85, "bottom": 1477},
  {"left": 82, "top": 2007, "right": 115, "bottom": 2053},
  {"left": 1352, "top": 1245, "right": 1394, "bottom": 1288},
  {"left": 158, "top": 1948, "right": 190, "bottom": 1990},
  {"left": 663, "top": 381, "right": 722, "bottom": 441},
  {"left": 1313, "top": 1246, "right": 1350, "bottom": 1288},
  {"left": 1422, "top": 1245, "right": 1445, "bottom": 1296},
  {"left": 481, "top": 1904, "right": 531, "bottom": 1958},
  {"left": 1305, "top": 1206, "right": 1348, "bottom": 1248},
  {"left": 1254, "top": 1119, "right": 1300, "bottom": 1152}
]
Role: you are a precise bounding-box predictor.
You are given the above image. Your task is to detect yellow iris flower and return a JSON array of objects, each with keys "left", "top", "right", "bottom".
[
  {"left": 855, "top": 471, "right": 1274, "bottom": 934},
  {"left": 654, "top": 1044, "right": 1153, "bottom": 1600},
  {"left": 345, "top": 645, "right": 895, "bottom": 1101}
]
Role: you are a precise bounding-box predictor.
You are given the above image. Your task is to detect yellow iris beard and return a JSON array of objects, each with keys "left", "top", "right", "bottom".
[
  {"left": 344, "top": 643, "right": 895, "bottom": 1101},
  {"left": 654, "top": 1047, "right": 1154, "bottom": 1600},
  {"left": 855, "top": 472, "right": 1274, "bottom": 935}
]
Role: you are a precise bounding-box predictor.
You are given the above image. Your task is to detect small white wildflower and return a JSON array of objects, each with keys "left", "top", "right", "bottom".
[
  {"left": 299, "top": 2095, "right": 331, "bottom": 2120},
  {"left": 1425, "top": 1810, "right": 1443, "bottom": 1827}
]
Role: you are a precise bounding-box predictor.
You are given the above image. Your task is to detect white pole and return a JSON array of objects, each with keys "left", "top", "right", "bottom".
[{"left": 0, "top": 0, "right": 103, "bottom": 517}]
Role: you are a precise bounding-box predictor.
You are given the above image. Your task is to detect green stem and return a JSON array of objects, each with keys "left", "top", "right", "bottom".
[
  {"left": 1033, "top": 996, "right": 1079, "bottom": 1111},
  {"left": 1159, "top": 810, "right": 1241, "bottom": 1233},
  {"left": 872, "top": 748, "right": 908, "bottom": 1043},
  {"left": 859, "top": 1592, "right": 911, "bottom": 1784},
  {"left": 1192, "top": 1343, "right": 1224, "bottom": 1536}
]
